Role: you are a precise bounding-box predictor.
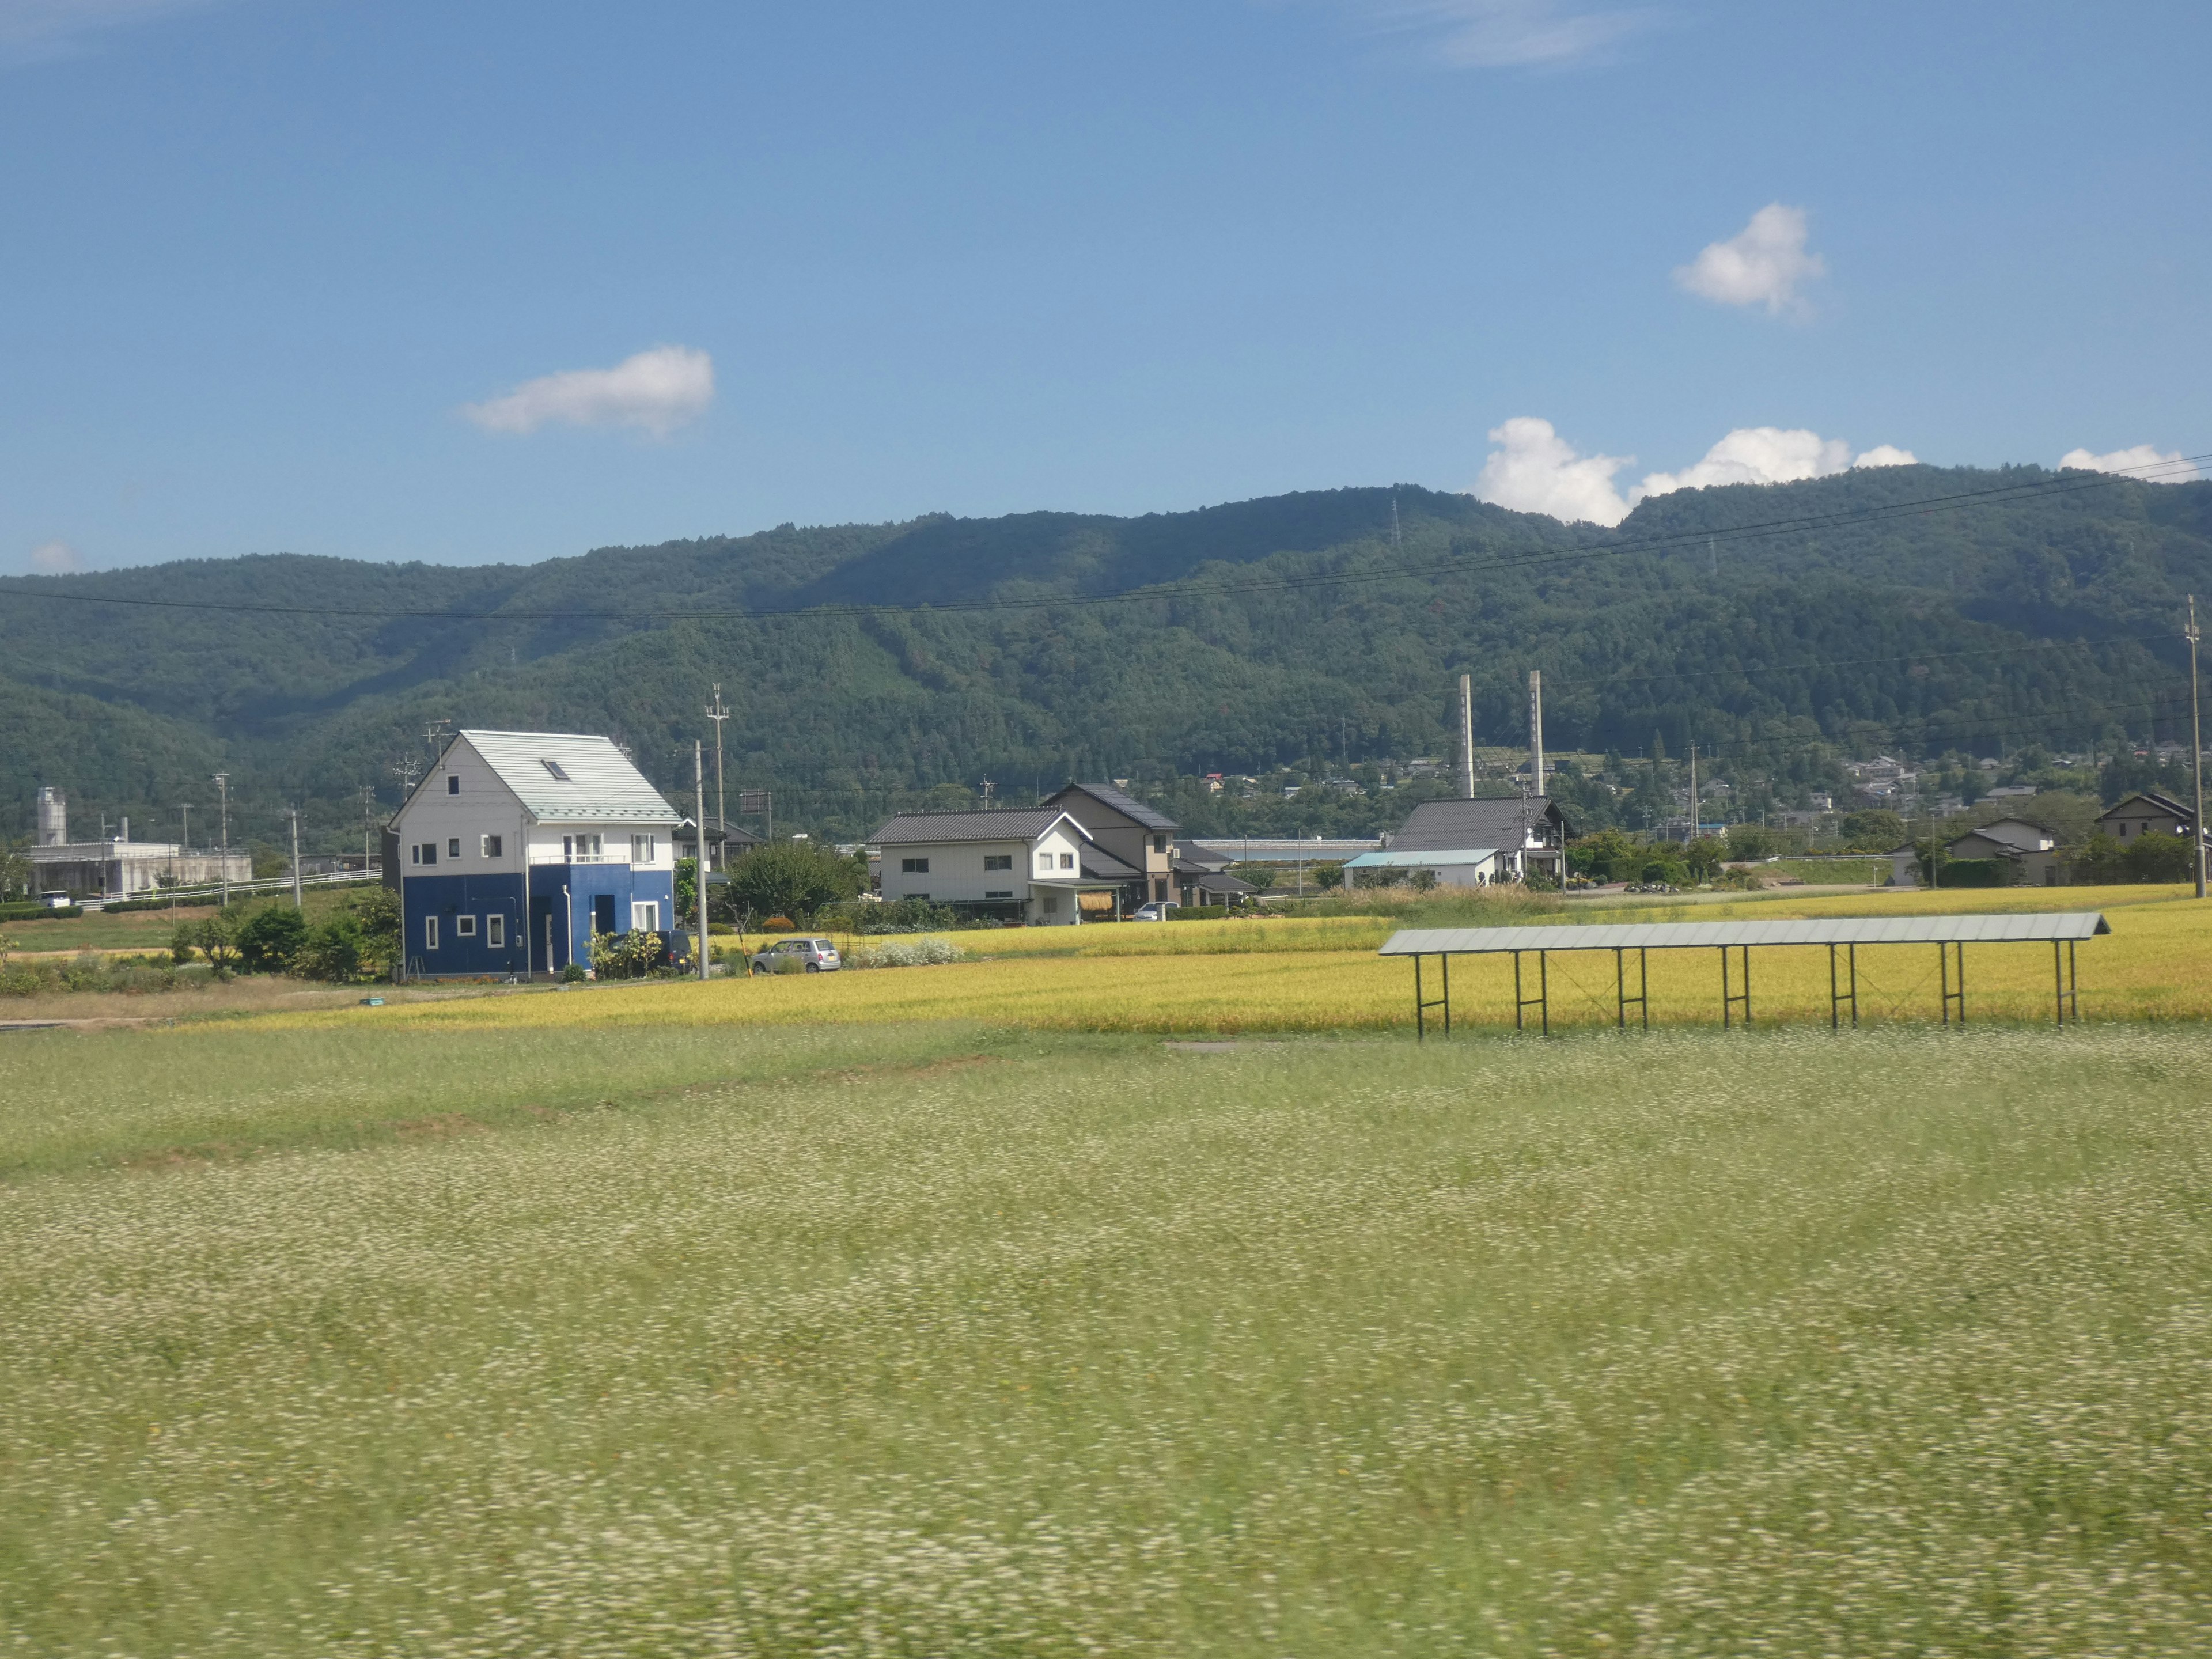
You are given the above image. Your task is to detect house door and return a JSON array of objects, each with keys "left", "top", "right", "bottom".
[
  {"left": 530, "top": 896, "right": 558, "bottom": 970},
  {"left": 593, "top": 894, "right": 618, "bottom": 937}
]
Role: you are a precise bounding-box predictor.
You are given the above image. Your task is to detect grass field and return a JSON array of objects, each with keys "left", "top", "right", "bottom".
[{"left": 5, "top": 1020, "right": 2211, "bottom": 1654}]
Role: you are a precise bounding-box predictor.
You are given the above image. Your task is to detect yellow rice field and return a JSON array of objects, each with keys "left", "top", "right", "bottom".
[{"left": 255, "top": 887, "right": 2212, "bottom": 1036}]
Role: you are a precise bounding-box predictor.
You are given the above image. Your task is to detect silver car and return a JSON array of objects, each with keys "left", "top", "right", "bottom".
[{"left": 751, "top": 936, "right": 842, "bottom": 973}]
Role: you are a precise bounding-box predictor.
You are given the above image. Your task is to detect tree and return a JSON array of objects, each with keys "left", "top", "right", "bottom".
[
  {"left": 727, "top": 842, "right": 865, "bottom": 922},
  {"left": 292, "top": 914, "right": 365, "bottom": 981},
  {"left": 1838, "top": 809, "right": 1906, "bottom": 850},
  {"left": 349, "top": 887, "right": 401, "bottom": 976},
  {"left": 235, "top": 906, "right": 308, "bottom": 974},
  {"left": 170, "top": 921, "right": 198, "bottom": 965},
  {"left": 2123, "top": 830, "right": 2195, "bottom": 884},
  {"left": 195, "top": 912, "right": 240, "bottom": 974},
  {"left": 675, "top": 857, "right": 699, "bottom": 928},
  {"left": 0, "top": 838, "right": 30, "bottom": 903},
  {"left": 1684, "top": 837, "right": 1725, "bottom": 880}
]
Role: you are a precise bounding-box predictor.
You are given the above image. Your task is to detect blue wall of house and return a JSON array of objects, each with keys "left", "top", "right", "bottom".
[
  {"left": 402, "top": 872, "right": 529, "bottom": 978},
  {"left": 402, "top": 863, "right": 676, "bottom": 978}
]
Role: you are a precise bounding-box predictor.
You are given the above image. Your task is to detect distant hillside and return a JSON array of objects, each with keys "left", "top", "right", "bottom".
[{"left": 3, "top": 468, "right": 2209, "bottom": 850}]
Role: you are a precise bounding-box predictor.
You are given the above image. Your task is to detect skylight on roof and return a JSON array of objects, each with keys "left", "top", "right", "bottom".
[{"left": 541, "top": 759, "right": 571, "bottom": 781}]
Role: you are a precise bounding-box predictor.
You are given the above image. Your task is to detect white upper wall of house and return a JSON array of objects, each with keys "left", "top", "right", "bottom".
[
  {"left": 395, "top": 739, "right": 674, "bottom": 873},
  {"left": 881, "top": 836, "right": 1041, "bottom": 902}
]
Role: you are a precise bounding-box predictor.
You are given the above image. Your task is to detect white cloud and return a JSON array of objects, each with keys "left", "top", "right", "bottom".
[
  {"left": 1637, "top": 427, "right": 1850, "bottom": 497},
  {"left": 0, "top": 0, "right": 219, "bottom": 62},
  {"left": 1852, "top": 444, "right": 1919, "bottom": 469},
  {"left": 463, "top": 345, "right": 714, "bottom": 438},
  {"left": 1675, "top": 203, "right": 1825, "bottom": 316},
  {"left": 28, "top": 539, "right": 81, "bottom": 573},
  {"left": 2058, "top": 443, "right": 2199, "bottom": 484},
  {"left": 1320, "top": 1, "right": 1654, "bottom": 69},
  {"left": 1473, "top": 416, "right": 1635, "bottom": 526},
  {"left": 1475, "top": 419, "right": 1922, "bottom": 526}
]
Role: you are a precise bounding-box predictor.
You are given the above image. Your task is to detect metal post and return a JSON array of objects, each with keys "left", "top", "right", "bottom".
[
  {"left": 1442, "top": 953, "right": 1451, "bottom": 1036},
  {"left": 1415, "top": 954, "right": 1425, "bottom": 1041},
  {"left": 289, "top": 808, "right": 302, "bottom": 910},
  {"left": 215, "top": 772, "right": 230, "bottom": 908},
  {"left": 1616, "top": 946, "right": 1626, "bottom": 1028},
  {"left": 2189, "top": 597, "right": 2205, "bottom": 899},
  {"left": 2054, "top": 940, "right": 2063, "bottom": 1027},
  {"left": 707, "top": 685, "right": 730, "bottom": 873},
  {"left": 694, "top": 739, "right": 710, "bottom": 981},
  {"left": 1513, "top": 951, "right": 1524, "bottom": 1031},
  {"left": 1538, "top": 950, "right": 1549, "bottom": 1036}
]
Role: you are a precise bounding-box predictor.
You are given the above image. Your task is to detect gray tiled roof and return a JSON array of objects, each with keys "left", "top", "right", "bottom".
[
  {"left": 870, "top": 808, "right": 1082, "bottom": 845},
  {"left": 460, "top": 730, "right": 681, "bottom": 824},
  {"left": 1080, "top": 846, "right": 1142, "bottom": 881},
  {"left": 1391, "top": 796, "right": 1565, "bottom": 852},
  {"left": 1048, "top": 782, "right": 1179, "bottom": 832}
]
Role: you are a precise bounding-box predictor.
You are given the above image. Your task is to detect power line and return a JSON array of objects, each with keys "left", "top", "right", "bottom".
[{"left": 5, "top": 454, "right": 2205, "bottom": 624}]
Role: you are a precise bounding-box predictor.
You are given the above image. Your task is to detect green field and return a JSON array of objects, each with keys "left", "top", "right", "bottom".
[{"left": 5, "top": 1019, "right": 2211, "bottom": 1655}]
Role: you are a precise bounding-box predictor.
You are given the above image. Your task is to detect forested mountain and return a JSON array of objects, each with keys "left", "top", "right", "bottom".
[{"left": 3, "top": 465, "right": 2209, "bottom": 851}]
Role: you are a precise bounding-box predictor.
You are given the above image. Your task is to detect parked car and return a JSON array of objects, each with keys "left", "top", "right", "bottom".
[
  {"left": 750, "top": 937, "right": 842, "bottom": 973},
  {"left": 1130, "top": 901, "right": 1178, "bottom": 922}
]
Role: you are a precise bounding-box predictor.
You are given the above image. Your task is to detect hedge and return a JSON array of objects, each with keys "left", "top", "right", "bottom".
[{"left": 0, "top": 903, "right": 84, "bottom": 921}]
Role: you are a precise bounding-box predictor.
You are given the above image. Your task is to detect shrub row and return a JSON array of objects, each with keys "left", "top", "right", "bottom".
[{"left": 0, "top": 903, "right": 83, "bottom": 921}]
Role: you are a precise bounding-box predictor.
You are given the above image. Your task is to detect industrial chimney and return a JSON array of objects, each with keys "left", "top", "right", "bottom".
[
  {"left": 36, "top": 786, "right": 66, "bottom": 847},
  {"left": 1528, "top": 670, "right": 1546, "bottom": 796}
]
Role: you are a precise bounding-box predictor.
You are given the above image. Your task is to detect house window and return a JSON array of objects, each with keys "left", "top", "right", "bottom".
[
  {"left": 1153, "top": 834, "right": 1166, "bottom": 853},
  {"left": 481, "top": 834, "right": 502, "bottom": 858},
  {"left": 984, "top": 889, "right": 1013, "bottom": 899},
  {"left": 447, "top": 838, "right": 461, "bottom": 858},
  {"left": 447, "top": 775, "right": 460, "bottom": 795},
  {"left": 1042, "top": 892, "right": 1062, "bottom": 913},
  {"left": 983, "top": 854, "right": 1012, "bottom": 872},
  {"left": 632, "top": 900, "right": 660, "bottom": 931},
  {"left": 1036, "top": 853, "right": 1052, "bottom": 872},
  {"left": 425, "top": 916, "right": 440, "bottom": 950},
  {"left": 1059, "top": 853, "right": 1074, "bottom": 870},
  {"left": 456, "top": 914, "right": 477, "bottom": 938},
  {"left": 902, "top": 857, "right": 929, "bottom": 874},
  {"left": 410, "top": 843, "right": 421, "bottom": 866},
  {"left": 486, "top": 914, "right": 505, "bottom": 948},
  {"left": 1154, "top": 879, "right": 1168, "bottom": 901},
  {"left": 416, "top": 842, "right": 437, "bottom": 867},
  {"left": 631, "top": 834, "right": 656, "bottom": 863}
]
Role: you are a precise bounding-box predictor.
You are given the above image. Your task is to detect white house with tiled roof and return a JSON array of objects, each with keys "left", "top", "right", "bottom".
[{"left": 384, "top": 730, "right": 681, "bottom": 978}]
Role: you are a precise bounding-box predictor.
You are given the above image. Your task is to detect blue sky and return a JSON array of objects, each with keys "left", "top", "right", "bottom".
[{"left": 3, "top": 0, "right": 2206, "bottom": 574}]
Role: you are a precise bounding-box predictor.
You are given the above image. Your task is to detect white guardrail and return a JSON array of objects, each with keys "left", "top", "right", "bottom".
[{"left": 88, "top": 869, "right": 384, "bottom": 909}]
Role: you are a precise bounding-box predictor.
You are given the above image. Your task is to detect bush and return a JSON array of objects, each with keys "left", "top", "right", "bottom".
[
  {"left": 560, "top": 961, "right": 588, "bottom": 984},
  {"left": 1932, "top": 858, "right": 2010, "bottom": 888},
  {"left": 816, "top": 897, "right": 959, "bottom": 934},
  {"left": 761, "top": 916, "right": 796, "bottom": 933},
  {"left": 235, "top": 906, "right": 309, "bottom": 974},
  {"left": 0, "top": 903, "right": 83, "bottom": 921},
  {"left": 587, "top": 928, "right": 665, "bottom": 980},
  {"left": 291, "top": 915, "right": 367, "bottom": 982},
  {"left": 846, "top": 938, "right": 965, "bottom": 969},
  {"left": 1167, "top": 906, "right": 1231, "bottom": 921}
]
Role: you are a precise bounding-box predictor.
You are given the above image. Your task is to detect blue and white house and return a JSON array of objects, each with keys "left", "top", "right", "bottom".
[{"left": 387, "top": 730, "right": 682, "bottom": 979}]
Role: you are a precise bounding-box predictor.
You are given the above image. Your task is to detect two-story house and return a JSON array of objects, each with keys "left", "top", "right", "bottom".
[
  {"left": 1040, "top": 782, "right": 1179, "bottom": 908},
  {"left": 1385, "top": 796, "right": 1573, "bottom": 883},
  {"left": 870, "top": 807, "right": 1137, "bottom": 924},
  {"left": 384, "top": 730, "right": 681, "bottom": 979},
  {"left": 2098, "top": 791, "right": 2199, "bottom": 845}
]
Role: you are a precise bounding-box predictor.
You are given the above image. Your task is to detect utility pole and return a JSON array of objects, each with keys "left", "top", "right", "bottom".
[
  {"left": 359, "top": 786, "right": 377, "bottom": 874},
  {"left": 1688, "top": 742, "right": 1698, "bottom": 844},
  {"left": 287, "top": 807, "right": 303, "bottom": 909},
  {"left": 980, "top": 777, "right": 994, "bottom": 810},
  {"left": 694, "top": 740, "right": 710, "bottom": 980},
  {"left": 706, "top": 684, "right": 730, "bottom": 864},
  {"left": 1458, "top": 673, "right": 1475, "bottom": 801},
  {"left": 2190, "top": 596, "right": 2206, "bottom": 899},
  {"left": 214, "top": 772, "right": 230, "bottom": 907},
  {"left": 1528, "top": 670, "right": 1545, "bottom": 797}
]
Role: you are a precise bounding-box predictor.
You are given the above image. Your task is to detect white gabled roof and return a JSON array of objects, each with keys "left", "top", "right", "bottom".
[{"left": 458, "top": 730, "right": 681, "bottom": 824}]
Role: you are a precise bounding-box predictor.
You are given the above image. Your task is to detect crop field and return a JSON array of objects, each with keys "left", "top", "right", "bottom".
[
  {"left": 251, "top": 887, "right": 2212, "bottom": 1035},
  {"left": 5, "top": 1020, "right": 2212, "bottom": 1654}
]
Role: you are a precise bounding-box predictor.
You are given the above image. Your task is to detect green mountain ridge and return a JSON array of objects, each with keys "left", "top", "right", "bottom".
[{"left": 3, "top": 467, "right": 2208, "bottom": 849}]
